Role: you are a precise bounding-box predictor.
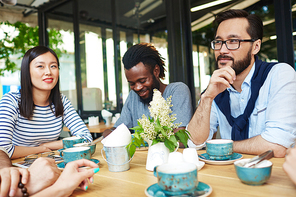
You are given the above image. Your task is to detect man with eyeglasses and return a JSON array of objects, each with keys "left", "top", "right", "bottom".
[{"left": 187, "top": 9, "right": 296, "bottom": 158}]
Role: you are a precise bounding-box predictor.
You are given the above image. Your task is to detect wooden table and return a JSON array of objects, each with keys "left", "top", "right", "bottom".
[
  {"left": 69, "top": 143, "right": 296, "bottom": 197},
  {"left": 63, "top": 122, "right": 114, "bottom": 133},
  {"left": 11, "top": 143, "right": 296, "bottom": 197}
]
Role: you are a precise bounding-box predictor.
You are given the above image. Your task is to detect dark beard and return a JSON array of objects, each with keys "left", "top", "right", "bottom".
[
  {"left": 139, "top": 75, "right": 160, "bottom": 104},
  {"left": 215, "top": 49, "right": 252, "bottom": 75},
  {"left": 232, "top": 49, "right": 252, "bottom": 75}
]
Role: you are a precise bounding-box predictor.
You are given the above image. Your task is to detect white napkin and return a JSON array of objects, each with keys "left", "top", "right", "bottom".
[
  {"left": 102, "top": 110, "right": 113, "bottom": 126},
  {"left": 101, "top": 123, "right": 131, "bottom": 147},
  {"left": 101, "top": 109, "right": 112, "bottom": 117},
  {"left": 111, "top": 113, "right": 121, "bottom": 123},
  {"left": 88, "top": 116, "right": 99, "bottom": 126}
]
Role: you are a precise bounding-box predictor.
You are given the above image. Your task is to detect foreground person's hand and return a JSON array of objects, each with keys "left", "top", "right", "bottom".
[
  {"left": 26, "top": 157, "right": 61, "bottom": 195},
  {"left": 0, "top": 167, "right": 28, "bottom": 197},
  {"left": 283, "top": 147, "right": 296, "bottom": 185},
  {"left": 32, "top": 159, "right": 99, "bottom": 197}
]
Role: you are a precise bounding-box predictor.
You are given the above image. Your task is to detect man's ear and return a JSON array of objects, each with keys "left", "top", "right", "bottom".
[
  {"left": 252, "top": 39, "right": 261, "bottom": 55},
  {"left": 153, "top": 65, "right": 160, "bottom": 78}
]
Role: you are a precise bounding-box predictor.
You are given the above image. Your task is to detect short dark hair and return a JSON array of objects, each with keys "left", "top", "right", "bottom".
[
  {"left": 214, "top": 9, "right": 263, "bottom": 41},
  {"left": 122, "top": 43, "right": 166, "bottom": 79},
  {"left": 20, "top": 46, "right": 63, "bottom": 119}
]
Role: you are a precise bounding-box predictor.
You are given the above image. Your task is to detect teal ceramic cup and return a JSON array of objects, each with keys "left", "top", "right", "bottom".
[
  {"left": 206, "top": 139, "right": 233, "bottom": 160},
  {"left": 73, "top": 143, "right": 96, "bottom": 155},
  {"left": 234, "top": 159, "right": 273, "bottom": 185},
  {"left": 153, "top": 162, "right": 198, "bottom": 195},
  {"left": 60, "top": 146, "right": 91, "bottom": 164},
  {"left": 62, "top": 136, "right": 86, "bottom": 149}
]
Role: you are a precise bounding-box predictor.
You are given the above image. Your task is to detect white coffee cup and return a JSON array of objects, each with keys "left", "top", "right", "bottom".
[{"left": 183, "top": 148, "right": 199, "bottom": 165}]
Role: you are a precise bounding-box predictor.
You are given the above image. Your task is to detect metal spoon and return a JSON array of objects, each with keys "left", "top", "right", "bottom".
[
  {"left": 243, "top": 150, "right": 274, "bottom": 168},
  {"left": 90, "top": 136, "right": 103, "bottom": 145}
]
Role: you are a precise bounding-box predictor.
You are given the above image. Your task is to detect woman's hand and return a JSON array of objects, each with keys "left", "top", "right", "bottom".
[
  {"left": 40, "top": 140, "right": 63, "bottom": 151},
  {"left": 32, "top": 159, "right": 99, "bottom": 197},
  {"left": 0, "top": 167, "right": 29, "bottom": 197}
]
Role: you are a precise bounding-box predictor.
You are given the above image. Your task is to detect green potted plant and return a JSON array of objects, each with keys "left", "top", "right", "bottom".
[{"left": 126, "top": 89, "right": 191, "bottom": 171}]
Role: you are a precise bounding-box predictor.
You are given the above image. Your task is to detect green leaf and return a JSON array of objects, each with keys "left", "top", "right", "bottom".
[
  {"left": 164, "top": 139, "right": 175, "bottom": 152},
  {"left": 163, "top": 126, "right": 171, "bottom": 130},
  {"left": 134, "top": 131, "right": 142, "bottom": 139},
  {"left": 175, "top": 129, "right": 190, "bottom": 148},
  {"left": 151, "top": 139, "right": 159, "bottom": 146},
  {"left": 159, "top": 128, "right": 168, "bottom": 138},
  {"left": 130, "top": 125, "right": 141, "bottom": 131},
  {"left": 148, "top": 116, "right": 154, "bottom": 122},
  {"left": 140, "top": 138, "right": 147, "bottom": 147},
  {"left": 126, "top": 143, "right": 136, "bottom": 158},
  {"left": 133, "top": 138, "right": 142, "bottom": 147},
  {"left": 156, "top": 118, "right": 161, "bottom": 126},
  {"left": 168, "top": 135, "right": 178, "bottom": 147}
]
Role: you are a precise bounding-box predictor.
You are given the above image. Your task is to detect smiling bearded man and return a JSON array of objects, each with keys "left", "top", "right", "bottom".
[{"left": 103, "top": 43, "right": 193, "bottom": 139}]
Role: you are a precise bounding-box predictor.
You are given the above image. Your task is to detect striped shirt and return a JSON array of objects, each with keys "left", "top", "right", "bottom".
[{"left": 0, "top": 91, "right": 92, "bottom": 157}]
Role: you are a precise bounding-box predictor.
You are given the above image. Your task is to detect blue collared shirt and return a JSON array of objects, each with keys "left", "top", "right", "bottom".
[{"left": 189, "top": 62, "right": 296, "bottom": 148}]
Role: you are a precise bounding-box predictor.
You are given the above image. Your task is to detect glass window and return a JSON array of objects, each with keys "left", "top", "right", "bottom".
[
  {"left": 119, "top": 31, "right": 129, "bottom": 103},
  {"left": 48, "top": 19, "right": 77, "bottom": 109},
  {"left": 81, "top": 26, "right": 104, "bottom": 111},
  {"left": 152, "top": 34, "right": 169, "bottom": 85}
]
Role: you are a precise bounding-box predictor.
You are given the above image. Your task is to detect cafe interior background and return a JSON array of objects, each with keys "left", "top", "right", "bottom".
[{"left": 0, "top": 0, "right": 295, "bottom": 127}]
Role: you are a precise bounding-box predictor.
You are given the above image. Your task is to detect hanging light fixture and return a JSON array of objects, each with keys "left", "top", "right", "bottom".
[
  {"left": 0, "top": 0, "right": 17, "bottom": 5},
  {"left": 191, "top": 0, "right": 232, "bottom": 12}
]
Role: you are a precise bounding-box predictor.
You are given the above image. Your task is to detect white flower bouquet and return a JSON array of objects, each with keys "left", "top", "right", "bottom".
[{"left": 127, "top": 89, "right": 190, "bottom": 157}]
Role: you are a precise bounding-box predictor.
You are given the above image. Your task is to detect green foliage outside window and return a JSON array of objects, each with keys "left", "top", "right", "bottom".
[{"left": 0, "top": 21, "right": 65, "bottom": 75}]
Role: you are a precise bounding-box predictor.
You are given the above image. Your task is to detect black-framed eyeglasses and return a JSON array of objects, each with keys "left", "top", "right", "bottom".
[{"left": 211, "top": 39, "right": 256, "bottom": 50}]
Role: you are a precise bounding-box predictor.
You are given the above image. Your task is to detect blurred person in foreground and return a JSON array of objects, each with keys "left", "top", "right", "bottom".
[
  {"left": 187, "top": 9, "right": 296, "bottom": 157},
  {"left": 0, "top": 148, "right": 99, "bottom": 197}
]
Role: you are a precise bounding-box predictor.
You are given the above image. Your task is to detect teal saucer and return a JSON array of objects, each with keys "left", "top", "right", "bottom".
[
  {"left": 198, "top": 153, "right": 243, "bottom": 165},
  {"left": 145, "top": 182, "right": 212, "bottom": 197},
  {"left": 199, "top": 152, "right": 242, "bottom": 161},
  {"left": 57, "top": 158, "right": 100, "bottom": 169}
]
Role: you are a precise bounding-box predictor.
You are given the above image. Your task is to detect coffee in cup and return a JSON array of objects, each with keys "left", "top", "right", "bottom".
[
  {"left": 62, "top": 136, "right": 86, "bottom": 149},
  {"left": 60, "top": 146, "right": 91, "bottom": 164},
  {"left": 206, "top": 139, "right": 233, "bottom": 160},
  {"left": 154, "top": 162, "right": 198, "bottom": 195}
]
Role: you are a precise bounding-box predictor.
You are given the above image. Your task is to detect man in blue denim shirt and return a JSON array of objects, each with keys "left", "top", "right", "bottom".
[{"left": 187, "top": 9, "right": 296, "bottom": 157}]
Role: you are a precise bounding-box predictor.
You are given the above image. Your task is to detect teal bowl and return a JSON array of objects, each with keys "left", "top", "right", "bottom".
[{"left": 234, "top": 159, "right": 272, "bottom": 186}]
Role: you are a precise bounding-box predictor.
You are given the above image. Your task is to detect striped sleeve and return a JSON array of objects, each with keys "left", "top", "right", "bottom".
[
  {"left": 62, "top": 95, "right": 93, "bottom": 142},
  {"left": 0, "top": 93, "right": 19, "bottom": 157},
  {"left": 0, "top": 146, "right": 9, "bottom": 157}
]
